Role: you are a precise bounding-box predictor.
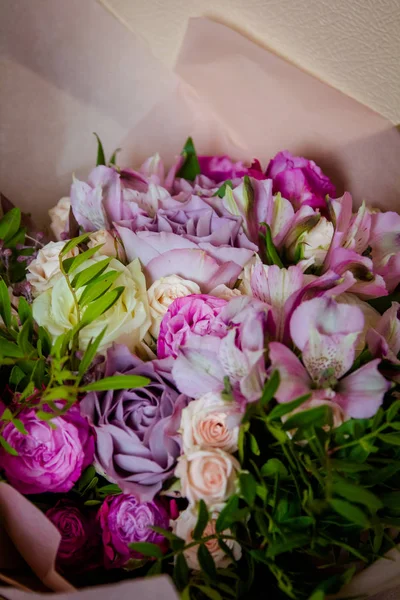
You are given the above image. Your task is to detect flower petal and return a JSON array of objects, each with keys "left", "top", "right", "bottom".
[
  {"left": 336, "top": 360, "right": 390, "bottom": 418},
  {"left": 268, "top": 342, "right": 311, "bottom": 403}
]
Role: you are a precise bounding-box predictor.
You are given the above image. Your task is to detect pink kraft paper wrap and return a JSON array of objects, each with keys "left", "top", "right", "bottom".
[{"left": 0, "top": 1, "right": 400, "bottom": 598}]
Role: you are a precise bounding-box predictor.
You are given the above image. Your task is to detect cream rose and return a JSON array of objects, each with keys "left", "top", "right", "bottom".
[
  {"left": 147, "top": 275, "right": 201, "bottom": 338},
  {"left": 180, "top": 392, "right": 240, "bottom": 454},
  {"left": 175, "top": 448, "right": 240, "bottom": 507},
  {"left": 48, "top": 197, "right": 71, "bottom": 240},
  {"left": 209, "top": 285, "right": 242, "bottom": 301},
  {"left": 32, "top": 256, "right": 151, "bottom": 352},
  {"left": 173, "top": 506, "right": 241, "bottom": 570},
  {"left": 87, "top": 229, "right": 126, "bottom": 261},
  {"left": 238, "top": 254, "right": 263, "bottom": 296},
  {"left": 301, "top": 216, "right": 334, "bottom": 266},
  {"left": 27, "top": 241, "right": 78, "bottom": 298}
]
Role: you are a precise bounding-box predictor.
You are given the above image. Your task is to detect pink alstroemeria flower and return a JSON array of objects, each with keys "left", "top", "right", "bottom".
[
  {"left": 325, "top": 247, "right": 388, "bottom": 299},
  {"left": 269, "top": 297, "right": 389, "bottom": 419},
  {"left": 369, "top": 211, "right": 400, "bottom": 293},
  {"left": 367, "top": 303, "right": 400, "bottom": 382}
]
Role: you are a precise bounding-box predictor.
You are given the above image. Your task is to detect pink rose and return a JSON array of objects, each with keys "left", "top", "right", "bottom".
[
  {"left": 175, "top": 448, "right": 240, "bottom": 507},
  {"left": 157, "top": 294, "right": 228, "bottom": 358},
  {"left": 180, "top": 392, "right": 240, "bottom": 454}
]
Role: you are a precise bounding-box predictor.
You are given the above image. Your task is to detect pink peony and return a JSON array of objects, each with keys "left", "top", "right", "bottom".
[{"left": 157, "top": 294, "right": 228, "bottom": 358}]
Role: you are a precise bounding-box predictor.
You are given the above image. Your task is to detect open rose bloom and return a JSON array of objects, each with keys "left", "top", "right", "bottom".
[{"left": 2, "top": 7, "right": 400, "bottom": 600}]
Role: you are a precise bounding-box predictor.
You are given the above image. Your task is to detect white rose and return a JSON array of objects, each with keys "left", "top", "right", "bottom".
[
  {"left": 209, "top": 285, "right": 242, "bottom": 301},
  {"left": 301, "top": 217, "right": 334, "bottom": 266},
  {"left": 173, "top": 506, "right": 241, "bottom": 570},
  {"left": 32, "top": 256, "right": 151, "bottom": 352},
  {"left": 48, "top": 197, "right": 71, "bottom": 241},
  {"left": 27, "top": 241, "right": 78, "bottom": 298},
  {"left": 175, "top": 448, "right": 240, "bottom": 507},
  {"left": 180, "top": 392, "right": 240, "bottom": 454},
  {"left": 87, "top": 229, "right": 126, "bottom": 261},
  {"left": 147, "top": 275, "right": 201, "bottom": 338}
]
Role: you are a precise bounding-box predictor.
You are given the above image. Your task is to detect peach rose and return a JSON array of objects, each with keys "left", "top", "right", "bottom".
[
  {"left": 48, "top": 197, "right": 71, "bottom": 240},
  {"left": 27, "top": 241, "right": 78, "bottom": 297},
  {"left": 209, "top": 285, "right": 242, "bottom": 301},
  {"left": 180, "top": 392, "right": 240, "bottom": 454},
  {"left": 173, "top": 506, "right": 241, "bottom": 570},
  {"left": 87, "top": 229, "right": 126, "bottom": 261},
  {"left": 147, "top": 275, "right": 201, "bottom": 338},
  {"left": 175, "top": 448, "right": 239, "bottom": 507}
]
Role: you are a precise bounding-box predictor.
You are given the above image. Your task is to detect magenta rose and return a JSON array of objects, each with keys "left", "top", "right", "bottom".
[
  {"left": 98, "top": 494, "right": 170, "bottom": 569},
  {"left": 157, "top": 294, "right": 228, "bottom": 359},
  {"left": 265, "top": 151, "right": 335, "bottom": 211},
  {"left": 46, "top": 500, "right": 101, "bottom": 571},
  {"left": 198, "top": 155, "right": 266, "bottom": 183},
  {"left": 0, "top": 403, "right": 94, "bottom": 494}
]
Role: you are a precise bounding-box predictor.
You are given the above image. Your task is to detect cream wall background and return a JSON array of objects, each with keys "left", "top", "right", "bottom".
[{"left": 98, "top": 0, "right": 400, "bottom": 124}]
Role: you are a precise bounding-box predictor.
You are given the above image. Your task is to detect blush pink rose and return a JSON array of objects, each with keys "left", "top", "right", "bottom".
[
  {"left": 157, "top": 294, "right": 228, "bottom": 358},
  {"left": 180, "top": 391, "right": 240, "bottom": 454},
  {"left": 175, "top": 448, "right": 240, "bottom": 507}
]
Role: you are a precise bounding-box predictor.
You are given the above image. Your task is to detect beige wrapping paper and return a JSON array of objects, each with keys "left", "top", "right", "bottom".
[{"left": 1, "top": 1, "right": 400, "bottom": 598}]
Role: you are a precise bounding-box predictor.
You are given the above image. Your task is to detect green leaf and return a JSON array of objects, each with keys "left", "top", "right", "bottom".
[
  {"left": 193, "top": 586, "right": 222, "bottom": 600},
  {"left": 239, "top": 471, "right": 257, "bottom": 505},
  {"left": 387, "top": 399, "right": 400, "bottom": 422},
  {"left": 332, "top": 479, "right": 383, "bottom": 512},
  {"left": 17, "top": 297, "right": 32, "bottom": 328},
  {"left": 216, "top": 495, "right": 239, "bottom": 533},
  {"left": 38, "top": 326, "right": 52, "bottom": 356},
  {"left": 378, "top": 433, "right": 400, "bottom": 446},
  {"left": 283, "top": 405, "right": 332, "bottom": 431},
  {"left": 109, "top": 148, "right": 121, "bottom": 166},
  {"left": 96, "top": 483, "right": 122, "bottom": 497},
  {"left": 0, "top": 208, "right": 21, "bottom": 243},
  {"left": 263, "top": 223, "right": 284, "bottom": 268},
  {"left": 266, "top": 533, "right": 310, "bottom": 557},
  {"left": 71, "top": 257, "right": 111, "bottom": 289},
  {"left": 62, "top": 245, "right": 104, "bottom": 273},
  {"left": 93, "top": 132, "right": 106, "bottom": 166},
  {"left": 0, "top": 434, "right": 17, "bottom": 455},
  {"left": 75, "top": 465, "right": 96, "bottom": 492},
  {"left": 329, "top": 459, "right": 372, "bottom": 473},
  {"left": 329, "top": 499, "right": 369, "bottom": 528},
  {"left": 307, "top": 591, "right": 325, "bottom": 600},
  {"left": 268, "top": 424, "right": 289, "bottom": 444},
  {"left": 280, "top": 516, "right": 314, "bottom": 530},
  {"left": 249, "top": 433, "right": 260, "bottom": 455},
  {"left": 12, "top": 418, "right": 28, "bottom": 435},
  {"left": 193, "top": 499, "right": 209, "bottom": 539},
  {"left": 60, "top": 233, "right": 90, "bottom": 257},
  {"left": 78, "top": 328, "right": 107, "bottom": 380},
  {"left": 268, "top": 393, "right": 311, "bottom": 420},
  {"left": 197, "top": 544, "right": 217, "bottom": 581},
  {"left": 177, "top": 137, "right": 201, "bottom": 181},
  {"left": 0, "top": 278, "right": 12, "bottom": 329},
  {"left": 81, "top": 374, "right": 150, "bottom": 392},
  {"left": 1, "top": 408, "right": 13, "bottom": 421},
  {"left": 261, "top": 458, "right": 288, "bottom": 479},
  {"left": 128, "top": 542, "right": 164, "bottom": 558},
  {"left": 79, "top": 286, "right": 124, "bottom": 327},
  {"left": 84, "top": 500, "right": 102, "bottom": 506},
  {"left": 78, "top": 270, "right": 121, "bottom": 307},
  {"left": 31, "top": 358, "right": 46, "bottom": 389},
  {"left": 9, "top": 365, "right": 26, "bottom": 387},
  {"left": 260, "top": 370, "right": 280, "bottom": 408},
  {"left": 174, "top": 553, "right": 189, "bottom": 591},
  {"left": 147, "top": 560, "right": 163, "bottom": 576},
  {"left": 0, "top": 340, "right": 24, "bottom": 358},
  {"left": 17, "top": 320, "right": 34, "bottom": 355},
  {"left": 213, "top": 180, "right": 233, "bottom": 198}
]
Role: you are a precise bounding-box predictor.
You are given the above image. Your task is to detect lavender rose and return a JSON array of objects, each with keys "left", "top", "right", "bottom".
[
  {"left": 98, "top": 493, "right": 169, "bottom": 569},
  {"left": 46, "top": 500, "right": 100, "bottom": 571},
  {"left": 157, "top": 294, "right": 228, "bottom": 359},
  {"left": 0, "top": 403, "right": 94, "bottom": 494},
  {"left": 80, "top": 345, "right": 188, "bottom": 501},
  {"left": 265, "top": 151, "right": 335, "bottom": 211},
  {"left": 198, "top": 155, "right": 266, "bottom": 183}
]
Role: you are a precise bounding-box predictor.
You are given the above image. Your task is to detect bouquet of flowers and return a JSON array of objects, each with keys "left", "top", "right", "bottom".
[{"left": 0, "top": 136, "right": 399, "bottom": 600}]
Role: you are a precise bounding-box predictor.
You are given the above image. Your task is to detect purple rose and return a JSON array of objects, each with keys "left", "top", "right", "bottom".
[
  {"left": 198, "top": 156, "right": 266, "bottom": 183},
  {"left": 46, "top": 500, "right": 101, "bottom": 571},
  {"left": 0, "top": 403, "right": 94, "bottom": 494},
  {"left": 98, "top": 493, "right": 169, "bottom": 569},
  {"left": 265, "top": 151, "right": 335, "bottom": 211},
  {"left": 80, "top": 345, "right": 188, "bottom": 501},
  {"left": 158, "top": 294, "right": 228, "bottom": 359}
]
